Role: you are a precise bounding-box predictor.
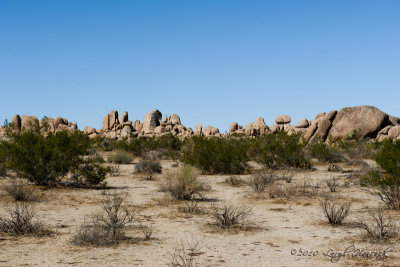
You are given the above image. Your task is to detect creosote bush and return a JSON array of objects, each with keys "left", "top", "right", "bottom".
[
  {"left": 0, "top": 201, "right": 51, "bottom": 236},
  {"left": 249, "top": 131, "right": 311, "bottom": 169},
  {"left": 358, "top": 209, "right": 398, "bottom": 241},
  {"left": 211, "top": 202, "right": 252, "bottom": 229},
  {"left": 1, "top": 181, "right": 38, "bottom": 202},
  {"left": 136, "top": 153, "right": 162, "bottom": 180},
  {"left": 326, "top": 177, "right": 340, "bottom": 193},
  {"left": 107, "top": 150, "right": 134, "bottom": 164},
  {"left": 181, "top": 136, "right": 249, "bottom": 174},
  {"left": 360, "top": 139, "right": 400, "bottom": 209},
  {"left": 161, "top": 165, "right": 210, "bottom": 200},
  {"left": 72, "top": 192, "right": 135, "bottom": 246},
  {"left": 248, "top": 171, "right": 276, "bottom": 193},
  {"left": 320, "top": 198, "right": 351, "bottom": 225},
  {"left": 0, "top": 128, "right": 107, "bottom": 187},
  {"left": 307, "top": 141, "right": 345, "bottom": 163}
]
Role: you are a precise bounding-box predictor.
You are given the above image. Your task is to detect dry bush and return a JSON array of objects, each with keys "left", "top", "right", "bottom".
[
  {"left": 72, "top": 192, "right": 135, "bottom": 246},
  {"left": 169, "top": 238, "right": 201, "bottom": 267},
  {"left": 107, "top": 150, "right": 134, "bottom": 164},
  {"left": 358, "top": 209, "right": 398, "bottom": 241},
  {"left": 326, "top": 177, "right": 340, "bottom": 192},
  {"left": 136, "top": 153, "right": 162, "bottom": 180},
  {"left": 140, "top": 225, "right": 154, "bottom": 240},
  {"left": 161, "top": 165, "right": 210, "bottom": 200},
  {"left": 0, "top": 202, "right": 51, "bottom": 236},
  {"left": 211, "top": 202, "right": 252, "bottom": 229},
  {"left": 268, "top": 180, "right": 319, "bottom": 199},
  {"left": 248, "top": 171, "right": 276, "bottom": 193},
  {"left": 181, "top": 201, "right": 204, "bottom": 214},
  {"left": 224, "top": 176, "right": 243, "bottom": 186},
  {"left": 279, "top": 171, "right": 294, "bottom": 183},
  {"left": 1, "top": 181, "right": 38, "bottom": 202},
  {"left": 320, "top": 198, "right": 351, "bottom": 225}
]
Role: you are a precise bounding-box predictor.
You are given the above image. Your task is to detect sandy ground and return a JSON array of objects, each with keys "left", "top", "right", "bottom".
[{"left": 0, "top": 159, "right": 399, "bottom": 267}]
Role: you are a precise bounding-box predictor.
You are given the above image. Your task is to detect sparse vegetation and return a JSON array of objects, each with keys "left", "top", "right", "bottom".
[
  {"left": 161, "top": 165, "right": 210, "bottom": 200},
  {"left": 0, "top": 129, "right": 107, "bottom": 186},
  {"left": 181, "top": 136, "right": 249, "bottom": 174},
  {"left": 360, "top": 139, "right": 400, "bottom": 209},
  {"left": 358, "top": 209, "right": 398, "bottom": 242},
  {"left": 1, "top": 181, "right": 38, "bottom": 202},
  {"left": 320, "top": 198, "right": 351, "bottom": 225},
  {"left": 169, "top": 238, "right": 200, "bottom": 267},
  {"left": 136, "top": 153, "right": 162, "bottom": 180},
  {"left": 72, "top": 192, "right": 135, "bottom": 246},
  {"left": 0, "top": 202, "right": 51, "bottom": 236},
  {"left": 211, "top": 202, "right": 252, "bottom": 229},
  {"left": 224, "top": 176, "right": 243, "bottom": 186},
  {"left": 326, "top": 177, "right": 340, "bottom": 192},
  {"left": 141, "top": 225, "right": 154, "bottom": 240},
  {"left": 107, "top": 150, "right": 134, "bottom": 164},
  {"left": 248, "top": 171, "right": 276, "bottom": 193},
  {"left": 249, "top": 131, "right": 311, "bottom": 169}
]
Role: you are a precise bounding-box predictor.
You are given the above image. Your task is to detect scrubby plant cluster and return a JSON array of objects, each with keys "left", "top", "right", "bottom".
[{"left": 0, "top": 127, "right": 109, "bottom": 187}]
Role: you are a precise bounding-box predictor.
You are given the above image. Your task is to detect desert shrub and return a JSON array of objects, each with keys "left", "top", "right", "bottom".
[
  {"left": 181, "top": 136, "right": 249, "bottom": 174},
  {"left": 326, "top": 177, "right": 340, "bottom": 192},
  {"left": 320, "top": 198, "right": 351, "bottom": 225},
  {"left": 268, "top": 184, "right": 299, "bottom": 199},
  {"left": 225, "top": 176, "right": 243, "bottom": 186},
  {"left": 71, "top": 160, "right": 110, "bottom": 186},
  {"left": 169, "top": 238, "right": 200, "bottom": 267},
  {"left": 307, "top": 141, "right": 345, "bottom": 163},
  {"left": 140, "top": 225, "right": 154, "bottom": 240},
  {"left": 161, "top": 165, "right": 210, "bottom": 200},
  {"left": 136, "top": 153, "right": 162, "bottom": 180},
  {"left": 0, "top": 202, "right": 51, "bottom": 236},
  {"left": 335, "top": 135, "right": 374, "bottom": 160},
  {"left": 358, "top": 209, "right": 398, "bottom": 241},
  {"left": 181, "top": 200, "right": 203, "bottom": 214},
  {"left": 87, "top": 149, "right": 105, "bottom": 163},
  {"left": 107, "top": 150, "right": 134, "bottom": 164},
  {"left": 248, "top": 171, "right": 276, "bottom": 193},
  {"left": 0, "top": 130, "right": 92, "bottom": 186},
  {"left": 100, "top": 138, "right": 116, "bottom": 151},
  {"left": 249, "top": 131, "right": 311, "bottom": 169},
  {"left": 360, "top": 139, "right": 400, "bottom": 209},
  {"left": 72, "top": 192, "right": 135, "bottom": 246},
  {"left": 1, "top": 182, "right": 38, "bottom": 202},
  {"left": 119, "top": 135, "right": 182, "bottom": 159},
  {"left": 211, "top": 202, "right": 252, "bottom": 229}
]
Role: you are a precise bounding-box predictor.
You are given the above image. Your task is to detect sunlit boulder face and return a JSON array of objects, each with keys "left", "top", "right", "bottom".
[{"left": 329, "top": 105, "right": 390, "bottom": 139}]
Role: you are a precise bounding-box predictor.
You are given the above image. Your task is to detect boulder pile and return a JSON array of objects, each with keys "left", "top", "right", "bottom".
[{"left": 3, "top": 105, "right": 399, "bottom": 142}]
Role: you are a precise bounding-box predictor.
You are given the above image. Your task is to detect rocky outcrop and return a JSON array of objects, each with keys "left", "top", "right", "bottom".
[
  {"left": 329, "top": 106, "right": 390, "bottom": 139},
  {"left": 142, "top": 109, "right": 162, "bottom": 134}
]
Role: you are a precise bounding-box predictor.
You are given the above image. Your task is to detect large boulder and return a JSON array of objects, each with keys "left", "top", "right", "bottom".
[
  {"left": 169, "top": 114, "right": 181, "bottom": 125},
  {"left": 142, "top": 109, "right": 162, "bottom": 134},
  {"left": 84, "top": 126, "right": 97, "bottom": 135},
  {"left": 195, "top": 123, "right": 202, "bottom": 135},
  {"left": 121, "top": 125, "right": 132, "bottom": 139},
  {"left": 295, "top": 118, "right": 308, "bottom": 128},
  {"left": 276, "top": 115, "right": 291, "bottom": 124},
  {"left": 102, "top": 114, "right": 109, "bottom": 131},
  {"left": 388, "top": 126, "right": 400, "bottom": 139},
  {"left": 329, "top": 106, "right": 390, "bottom": 139},
  {"left": 109, "top": 110, "right": 118, "bottom": 129},
  {"left": 119, "top": 111, "right": 129, "bottom": 123},
  {"left": 154, "top": 126, "right": 166, "bottom": 134},
  {"left": 303, "top": 123, "right": 318, "bottom": 142},
  {"left": 21, "top": 115, "right": 39, "bottom": 132},
  {"left": 203, "top": 125, "right": 219, "bottom": 136},
  {"left": 253, "top": 117, "right": 269, "bottom": 134},
  {"left": 313, "top": 119, "right": 331, "bottom": 141},
  {"left": 389, "top": 115, "right": 400, "bottom": 126},
  {"left": 11, "top": 114, "right": 21, "bottom": 132},
  {"left": 229, "top": 122, "right": 239, "bottom": 133}
]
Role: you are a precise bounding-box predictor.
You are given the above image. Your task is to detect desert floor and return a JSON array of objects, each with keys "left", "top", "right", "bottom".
[{"left": 1, "top": 157, "right": 399, "bottom": 267}]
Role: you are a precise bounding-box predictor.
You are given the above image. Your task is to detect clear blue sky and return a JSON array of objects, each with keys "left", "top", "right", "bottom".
[{"left": 1, "top": 0, "right": 399, "bottom": 132}]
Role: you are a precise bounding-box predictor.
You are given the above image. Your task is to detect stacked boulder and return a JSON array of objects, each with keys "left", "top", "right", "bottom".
[
  {"left": 93, "top": 110, "right": 137, "bottom": 140},
  {"left": 270, "top": 115, "right": 293, "bottom": 134},
  {"left": 9, "top": 114, "right": 77, "bottom": 135}
]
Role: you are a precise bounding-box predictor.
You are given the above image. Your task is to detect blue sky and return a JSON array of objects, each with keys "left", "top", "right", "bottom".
[{"left": 1, "top": 0, "right": 399, "bottom": 132}]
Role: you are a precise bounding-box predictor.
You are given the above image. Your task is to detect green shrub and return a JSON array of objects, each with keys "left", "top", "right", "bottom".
[
  {"left": 107, "top": 150, "right": 134, "bottom": 164},
  {"left": 306, "top": 141, "right": 345, "bottom": 163},
  {"left": 161, "top": 165, "right": 210, "bottom": 200},
  {"left": 249, "top": 131, "right": 311, "bottom": 169},
  {"left": 136, "top": 153, "right": 162, "bottom": 180},
  {"left": 0, "top": 129, "right": 107, "bottom": 187},
  {"left": 361, "top": 139, "right": 400, "bottom": 209},
  {"left": 181, "top": 136, "right": 249, "bottom": 174}
]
